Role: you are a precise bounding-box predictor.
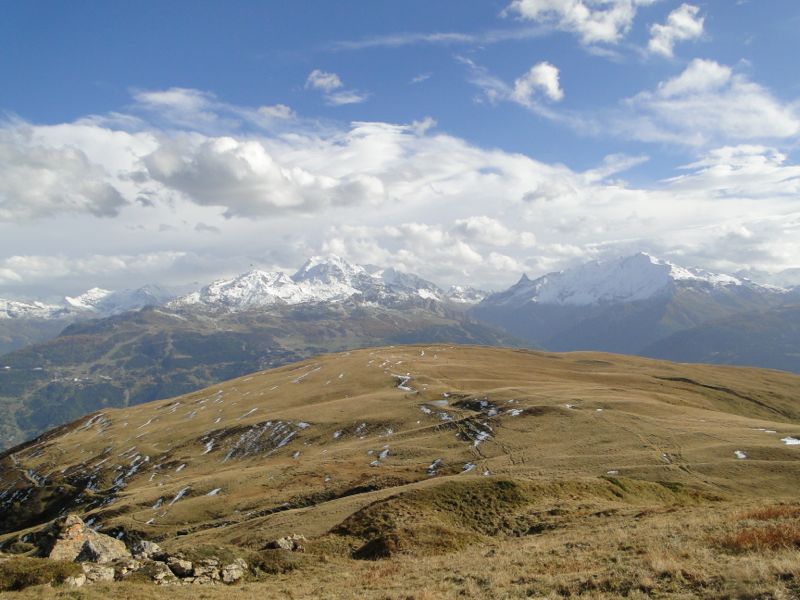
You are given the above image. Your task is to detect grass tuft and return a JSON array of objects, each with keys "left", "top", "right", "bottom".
[
  {"left": 0, "top": 556, "right": 82, "bottom": 591},
  {"left": 720, "top": 524, "right": 800, "bottom": 552}
]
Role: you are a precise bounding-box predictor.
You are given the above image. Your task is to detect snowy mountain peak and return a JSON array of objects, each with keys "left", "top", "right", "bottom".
[
  {"left": 0, "top": 298, "right": 67, "bottom": 320},
  {"left": 64, "top": 285, "right": 175, "bottom": 315},
  {"left": 293, "top": 255, "right": 365, "bottom": 282},
  {"left": 172, "top": 257, "right": 446, "bottom": 311},
  {"left": 483, "top": 253, "right": 768, "bottom": 308},
  {"left": 446, "top": 285, "right": 488, "bottom": 304},
  {"left": 65, "top": 287, "right": 114, "bottom": 310}
]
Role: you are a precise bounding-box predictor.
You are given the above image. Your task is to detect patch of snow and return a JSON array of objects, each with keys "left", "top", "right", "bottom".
[
  {"left": 462, "top": 463, "right": 476, "bottom": 473},
  {"left": 734, "top": 450, "right": 747, "bottom": 459},
  {"left": 168, "top": 486, "right": 190, "bottom": 505},
  {"left": 206, "top": 488, "right": 222, "bottom": 496},
  {"left": 781, "top": 437, "right": 800, "bottom": 446}
]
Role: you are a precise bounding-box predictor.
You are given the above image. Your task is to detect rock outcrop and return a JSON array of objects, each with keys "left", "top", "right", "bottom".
[
  {"left": 265, "top": 534, "right": 307, "bottom": 552},
  {"left": 35, "top": 514, "right": 248, "bottom": 587},
  {"left": 46, "top": 515, "right": 130, "bottom": 563}
]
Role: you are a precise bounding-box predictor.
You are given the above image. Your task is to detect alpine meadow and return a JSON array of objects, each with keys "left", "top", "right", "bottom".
[{"left": 1, "top": 2, "right": 799, "bottom": 599}]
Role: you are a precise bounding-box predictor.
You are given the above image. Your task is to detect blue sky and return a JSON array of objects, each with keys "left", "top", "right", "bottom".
[{"left": 1, "top": 1, "right": 800, "bottom": 297}]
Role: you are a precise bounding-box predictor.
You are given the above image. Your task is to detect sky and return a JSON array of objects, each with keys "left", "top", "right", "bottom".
[{"left": 1, "top": 0, "right": 800, "bottom": 299}]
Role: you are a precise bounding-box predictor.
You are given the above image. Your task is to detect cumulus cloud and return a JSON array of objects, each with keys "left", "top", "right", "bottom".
[
  {"left": 305, "top": 70, "right": 343, "bottom": 92},
  {"left": 512, "top": 62, "right": 564, "bottom": 104},
  {"left": 619, "top": 59, "right": 800, "bottom": 145},
  {"left": 0, "top": 126, "right": 127, "bottom": 221},
  {"left": 664, "top": 145, "right": 800, "bottom": 198},
  {"left": 462, "top": 57, "right": 568, "bottom": 119},
  {"left": 2, "top": 87, "right": 800, "bottom": 297},
  {"left": 0, "top": 251, "right": 188, "bottom": 288},
  {"left": 504, "top": 0, "right": 658, "bottom": 45},
  {"left": 305, "top": 69, "right": 369, "bottom": 105},
  {"left": 451, "top": 216, "right": 537, "bottom": 247},
  {"left": 648, "top": 3, "right": 704, "bottom": 57},
  {"left": 141, "top": 135, "right": 386, "bottom": 218}
]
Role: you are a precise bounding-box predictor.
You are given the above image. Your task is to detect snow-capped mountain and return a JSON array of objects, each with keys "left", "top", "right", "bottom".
[
  {"left": 65, "top": 285, "right": 176, "bottom": 315},
  {"left": 0, "top": 298, "right": 69, "bottom": 320},
  {"left": 482, "top": 253, "right": 777, "bottom": 309},
  {"left": 472, "top": 252, "right": 790, "bottom": 357},
  {"left": 446, "top": 285, "right": 488, "bottom": 304},
  {"left": 172, "top": 256, "right": 446, "bottom": 311}
]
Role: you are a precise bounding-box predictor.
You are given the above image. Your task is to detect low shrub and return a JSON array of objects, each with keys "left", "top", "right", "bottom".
[{"left": 0, "top": 556, "right": 82, "bottom": 591}]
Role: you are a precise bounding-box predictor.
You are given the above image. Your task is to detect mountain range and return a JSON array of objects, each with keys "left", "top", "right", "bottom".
[
  {"left": 472, "top": 252, "right": 797, "bottom": 358},
  {"left": 1, "top": 253, "right": 799, "bottom": 450}
]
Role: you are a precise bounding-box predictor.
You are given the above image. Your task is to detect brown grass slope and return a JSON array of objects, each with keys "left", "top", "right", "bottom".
[{"left": 1, "top": 345, "right": 799, "bottom": 598}]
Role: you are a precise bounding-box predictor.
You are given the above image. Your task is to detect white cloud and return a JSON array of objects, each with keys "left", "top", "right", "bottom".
[
  {"left": 141, "top": 135, "right": 386, "bottom": 218},
  {"left": 620, "top": 59, "right": 800, "bottom": 145},
  {"left": 648, "top": 3, "right": 704, "bottom": 57},
  {"left": 451, "top": 216, "right": 537, "bottom": 247},
  {"left": 512, "top": 62, "right": 564, "bottom": 104},
  {"left": 0, "top": 126, "right": 127, "bottom": 221},
  {"left": 305, "top": 70, "right": 369, "bottom": 106},
  {"left": 258, "top": 104, "right": 295, "bottom": 120},
  {"left": 0, "top": 251, "right": 188, "bottom": 287},
  {"left": 657, "top": 58, "right": 730, "bottom": 97},
  {"left": 325, "top": 90, "right": 370, "bottom": 106},
  {"left": 462, "top": 58, "right": 568, "bottom": 119},
  {"left": 305, "top": 69, "right": 343, "bottom": 92},
  {"left": 132, "top": 87, "right": 297, "bottom": 133},
  {"left": 664, "top": 145, "right": 800, "bottom": 198},
  {"left": 330, "top": 27, "right": 546, "bottom": 51},
  {"left": 504, "top": 0, "right": 659, "bottom": 45},
  {"left": 2, "top": 88, "right": 800, "bottom": 297}
]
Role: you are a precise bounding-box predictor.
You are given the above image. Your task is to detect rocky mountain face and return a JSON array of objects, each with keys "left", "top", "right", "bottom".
[{"left": 472, "top": 252, "right": 791, "bottom": 358}]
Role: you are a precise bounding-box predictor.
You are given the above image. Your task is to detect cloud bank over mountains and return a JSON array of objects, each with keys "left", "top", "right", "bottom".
[{"left": 1, "top": 1, "right": 798, "bottom": 299}]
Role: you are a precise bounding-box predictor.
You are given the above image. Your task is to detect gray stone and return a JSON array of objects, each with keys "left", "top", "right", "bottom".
[
  {"left": 113, "top": 557, "right": 142, "bottom": 579},
  {"left": 64, "top": 573, "right": 87, "bottom": 587},
  {"left": 192, "top": 558, "right": 221, "bottom": 579},
  {"left": 130, "top": 540, "right": 165, "bottom": 561},
  {"left": 82, "top": 563, "right": 115, "bottom": 583},
  {"left": 47, "top": 514, "right": 130, "bottom": 563},
  {"left": 166, "top": 556, "right": 193, "bottom": 577},
  {"left": 266, "top": 533, "right": 306, "bottom": 552},
  {"left": 221, "top": 558, "right": 247, "bottom": 584},
  {"left": 137, "top": 560, "right": 177, "bottom": 585}
]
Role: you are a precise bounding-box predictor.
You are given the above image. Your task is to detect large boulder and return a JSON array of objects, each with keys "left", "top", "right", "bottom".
[
  {"left": 192, "top": 558, "right": 221, "bottom": 580},
  {"left": 130, "top": 540, "right": 165, "bottom": 561},
  {"left": 81, "top": 563, "right": 115, "bottom": 583},
  {"left": 265, "top": 534, "right": 306, "bottom": 552},
  {"left": 135, "top": 560, "right": 177, "bottom": 585},
  {"left": 221, "top": 558, "right": 248, "bottom": 584},
  {"left": 46, "top": 515, "right": 130, "bottom": 564},
  {"left": 166, "top": 556, "right": 193, "bottom": 577}
]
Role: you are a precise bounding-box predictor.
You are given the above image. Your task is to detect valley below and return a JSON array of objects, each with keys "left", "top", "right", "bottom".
[{"left": 1, "top": 345, "right": 799, "bottom": 598}]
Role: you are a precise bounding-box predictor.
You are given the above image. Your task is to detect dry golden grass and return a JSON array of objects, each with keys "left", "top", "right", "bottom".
[
  {"left": 6, "top": 502, "right": 800, "bottom": 599},
  {"left": 737, "top": 505, "right": 800, "bottom": 521},
  {"left": 1, "top": 345, "right": 799, "bottom": 598}
]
